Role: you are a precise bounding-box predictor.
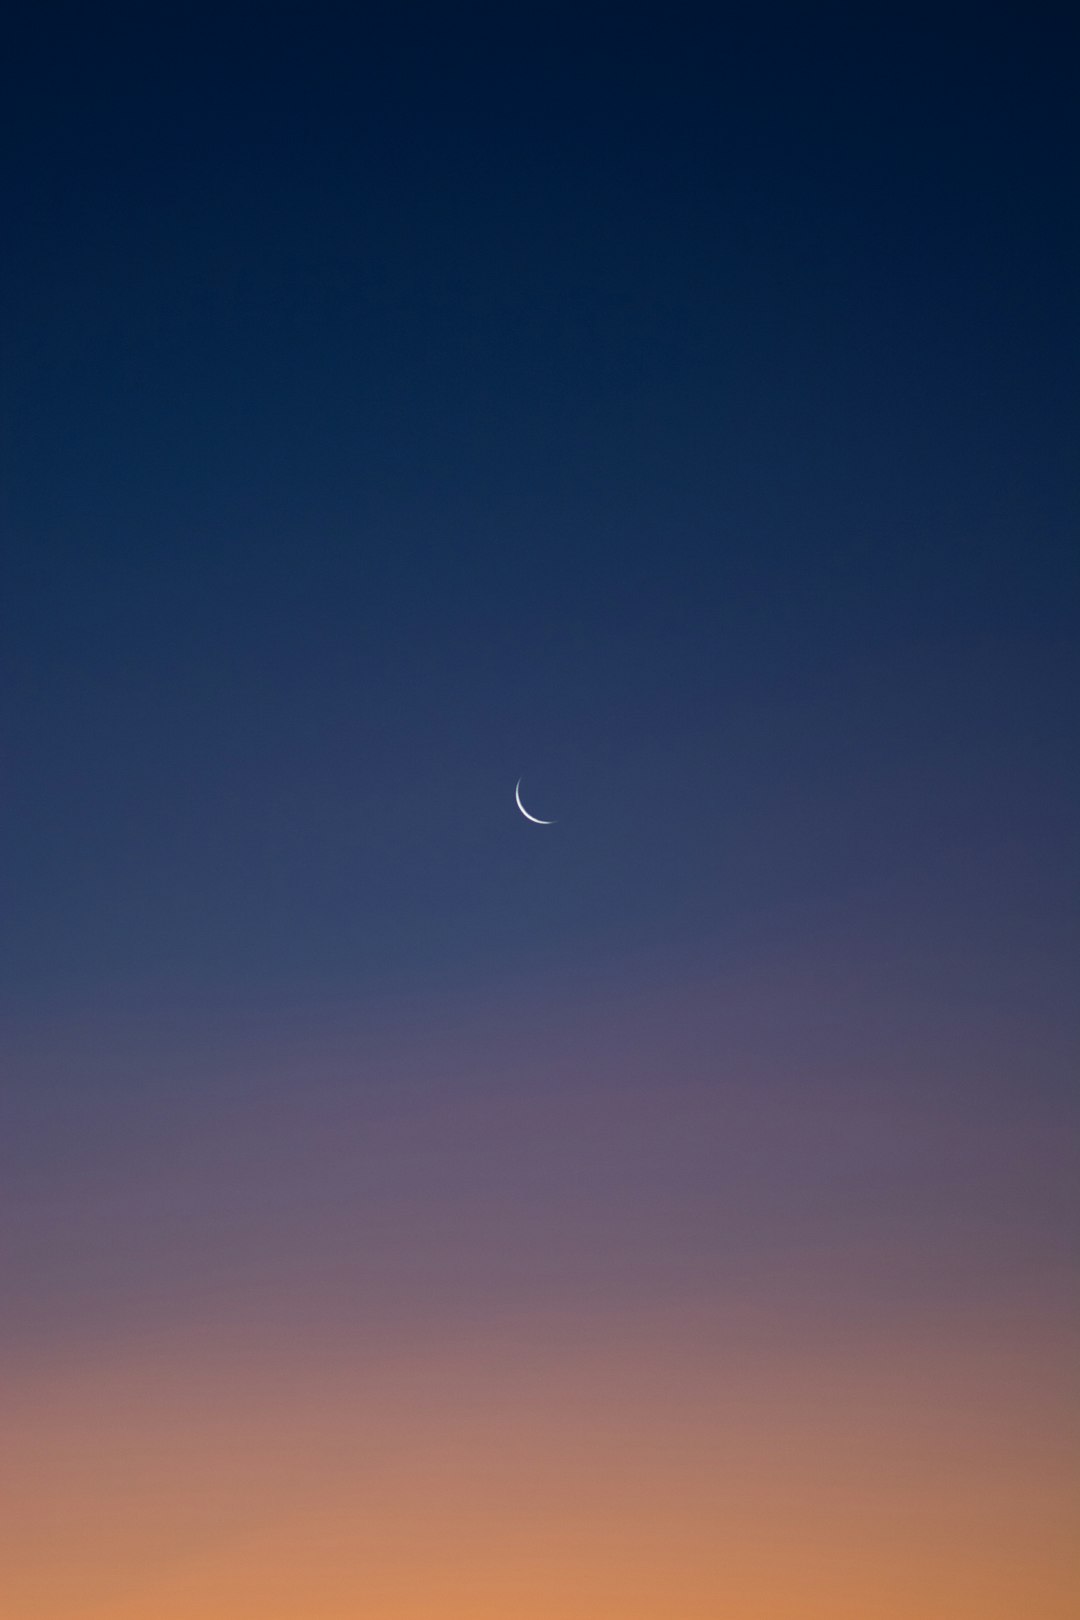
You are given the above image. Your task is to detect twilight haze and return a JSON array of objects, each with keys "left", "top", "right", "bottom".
[{"left": 2, "top": 10, "right": 1078, "bottom": 1619}]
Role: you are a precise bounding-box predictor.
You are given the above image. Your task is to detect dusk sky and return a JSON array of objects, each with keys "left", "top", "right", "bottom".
[{"left": 2, "top": 10, "right": 1078, "bottom": 1618}]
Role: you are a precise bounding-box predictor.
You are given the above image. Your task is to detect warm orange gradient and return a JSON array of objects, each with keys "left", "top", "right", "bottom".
[
  {"left": 4, "top": 967, "right": 1078, "bottom": 1618},
  {"left": 4, "top": 1302, "right": 1077, "bottom": 1620}
]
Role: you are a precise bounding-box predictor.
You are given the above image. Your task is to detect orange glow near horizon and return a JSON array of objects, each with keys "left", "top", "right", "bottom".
[
  {"left": 5, "top": 1302, "right": 1077, "bottom": 1619},
  {"left": 5, "top": 971, "right": 1077, "bottom": 1618}
]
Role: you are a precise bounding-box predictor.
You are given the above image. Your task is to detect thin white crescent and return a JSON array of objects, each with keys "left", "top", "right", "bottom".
[{"left": 515, "top": 778, "right": 554, "bottom": 825}]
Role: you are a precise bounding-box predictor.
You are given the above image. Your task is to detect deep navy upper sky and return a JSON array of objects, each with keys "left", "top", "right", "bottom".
[{"left": 3, "top": 9, "right": 1077, "bottom": 1021}]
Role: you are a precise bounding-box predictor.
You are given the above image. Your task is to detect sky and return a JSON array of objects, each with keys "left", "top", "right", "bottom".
[{"left": 2, "top": 9, "right": 1078, "bottom": 1618}]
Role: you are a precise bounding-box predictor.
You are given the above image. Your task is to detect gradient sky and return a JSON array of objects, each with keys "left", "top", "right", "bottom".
[{"left": 2, "top": 10, "right": 1078, "bottom": 1617}]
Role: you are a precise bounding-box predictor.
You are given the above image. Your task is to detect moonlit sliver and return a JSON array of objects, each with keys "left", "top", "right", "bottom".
[{"left": 515, "top": 778, "right": 554, "bottom": 824}]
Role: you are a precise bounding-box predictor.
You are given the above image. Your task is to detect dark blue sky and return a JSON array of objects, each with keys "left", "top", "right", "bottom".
[
  {"left": 2, "top": 25, "right": 1079, "bottom": 1615},
  {"left": 3, "top": 9, "right": 1077, "bottom": 1018}
]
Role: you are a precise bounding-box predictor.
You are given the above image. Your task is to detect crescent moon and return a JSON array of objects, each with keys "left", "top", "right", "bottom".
[{"left": 515, "top": 778, "right": 555, "bottom": 825}]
